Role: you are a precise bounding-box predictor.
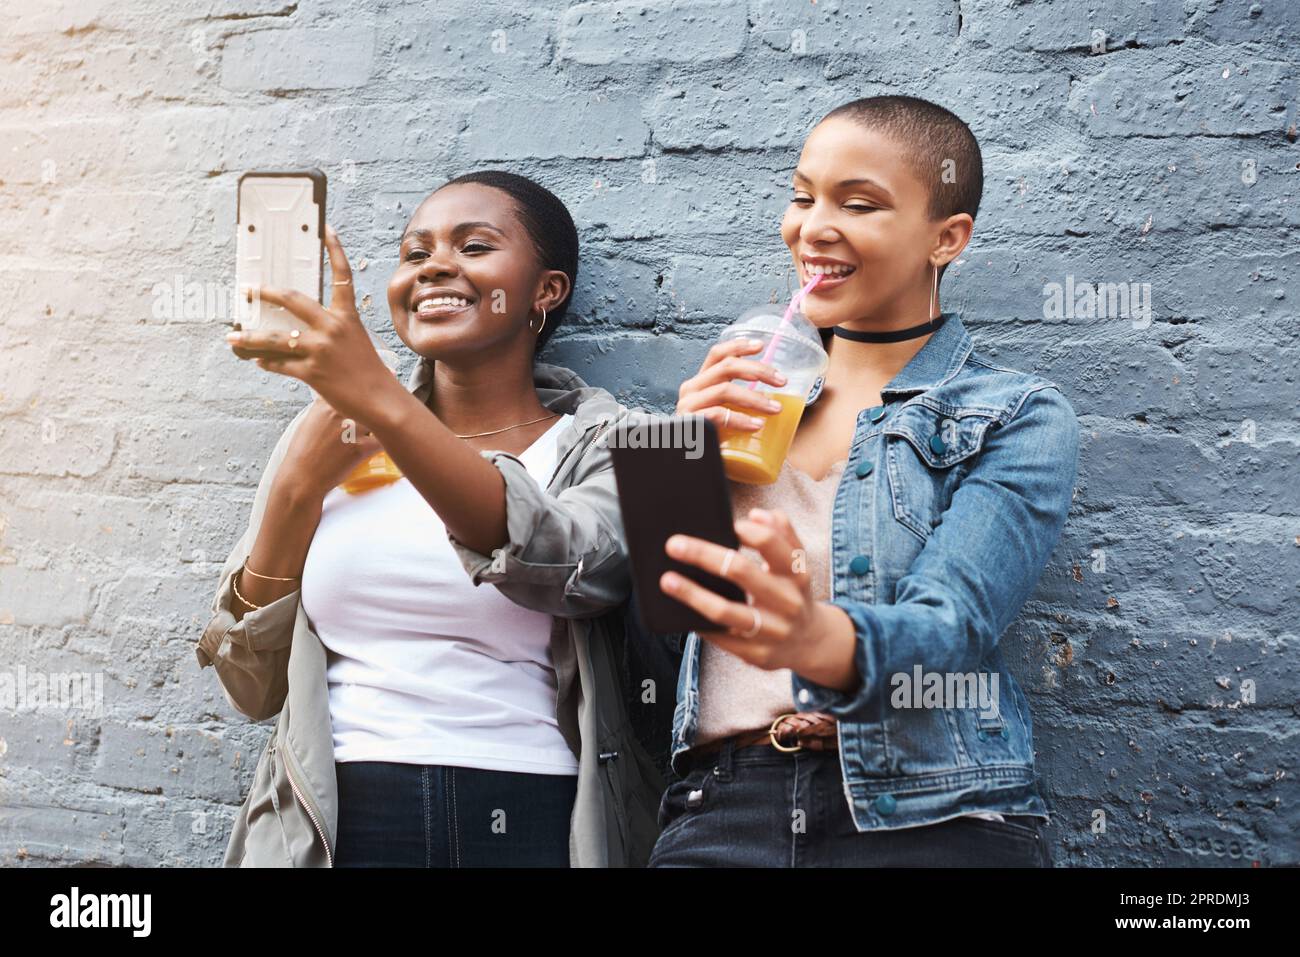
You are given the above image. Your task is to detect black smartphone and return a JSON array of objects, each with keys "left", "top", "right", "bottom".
[{"left": 608, "top": 414, "right": 746, "bottom": 634}]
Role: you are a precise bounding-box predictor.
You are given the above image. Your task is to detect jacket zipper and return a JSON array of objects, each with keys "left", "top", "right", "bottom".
[
  {"left": 548, "top": 418, "right": 609, "bottom": 490},
  {"left": 270, "top": 744, "right": 334, "bottom": 867},
  {"left": 570, "top": 420, "right": 609, "bottom": 483},
  {"left": 578, "top": 419, "right": 610, "bottom": 558}
]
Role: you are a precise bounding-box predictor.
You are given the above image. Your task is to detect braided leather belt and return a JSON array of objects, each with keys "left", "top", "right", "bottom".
[{"left": 689, "top": 711, "right": 839, "bottom": 760}]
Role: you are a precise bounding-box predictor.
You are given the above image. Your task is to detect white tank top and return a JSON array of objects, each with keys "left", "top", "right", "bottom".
[{"left": 300, "top": 414, "right": 579, "bottom": 775}]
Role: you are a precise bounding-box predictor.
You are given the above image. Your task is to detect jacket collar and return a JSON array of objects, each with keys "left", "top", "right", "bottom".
[
  {"left": 403, "top": 355, "right": 623, "bottom": 437},
  {"left": 806, "top": 312, "right": 973, "bottom": 407}
]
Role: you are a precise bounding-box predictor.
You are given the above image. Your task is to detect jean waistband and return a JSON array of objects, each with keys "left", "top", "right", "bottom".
[{"left": 679, "top": 735, "right": 840, "bottom": 775}]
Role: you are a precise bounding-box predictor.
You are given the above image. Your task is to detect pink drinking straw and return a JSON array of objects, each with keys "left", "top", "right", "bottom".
[{"left": 747, "top": 273, "right": 824, "bottom": 389}]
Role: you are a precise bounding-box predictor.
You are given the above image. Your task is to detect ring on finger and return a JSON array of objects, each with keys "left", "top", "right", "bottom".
[
  {"left": 722, "top": 408, "right": 732, "bottom": 429},
  {"left": 740, "top": 607, "right": 762, "bottom": 638},
  {"left": 288, "top": 329, "right": 301, "bottom": 350},
  {"left": 719, "top": 548, "right": 735, "bottom": 578}
]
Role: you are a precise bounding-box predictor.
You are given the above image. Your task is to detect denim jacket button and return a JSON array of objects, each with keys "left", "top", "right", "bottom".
[
  {"left": 686, "top": 788, "right": 704, "bottom": 808},
  {"left": 797, "top": 688, "right": 812, "bottom": 705},
  {"left": 849, "top": 555, "right": 871, "bottom": 576},
  {"left": 854, "top": 459, "right": 874, "bottom": 478},
  {"left": 867, "top": 405, "right": 886, "bottom": 423},
  {"left": 874, "top": 794, "right": 897, "bottom": 816},
  {"left": 929, "top": 434, "right": 947, "bottom": 455},
  {"left": 977, "top": 729, "right": 988, "bottom": 741}
]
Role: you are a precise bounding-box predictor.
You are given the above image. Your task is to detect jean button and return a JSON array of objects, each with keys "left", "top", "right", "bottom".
[
  {"left": 929, "top": 434, "right": 947, "bottom": 455},
  {"left": 686, "top": 788, "right": 704, "bottom": 808},
  {"left": 855, "top": 459, "right": 874, "bottom": 478},
  {"left": 874, "top": 793, "right": 897, "bottom": 816},
  {"left": 866, "top": 405, "right": 886, "bottom": 423},
  {"left": 849, "top": 554, "right": 871, "bottom": 576}
]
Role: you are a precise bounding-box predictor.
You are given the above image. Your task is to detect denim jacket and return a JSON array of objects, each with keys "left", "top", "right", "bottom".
[{"left": 668, "top": 312, "right": 1080, "bottom": 831}]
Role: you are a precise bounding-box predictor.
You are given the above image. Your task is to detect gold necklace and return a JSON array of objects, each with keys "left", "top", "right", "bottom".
[{"left": 454, "top": 411, "right": 560, "bottom": 439}]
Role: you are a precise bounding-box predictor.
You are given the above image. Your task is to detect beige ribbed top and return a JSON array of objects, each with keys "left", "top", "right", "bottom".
[{"left": 696, "top": 456, "right": 845, "bottom": 744}]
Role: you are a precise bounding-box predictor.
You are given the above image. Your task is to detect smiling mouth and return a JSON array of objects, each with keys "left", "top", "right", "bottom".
[
  {"left": 801, "top": 260, "right": 857, "bottom": 286},
  {"left": 411, "top": 296, "right": 475, "bottom": 317}
]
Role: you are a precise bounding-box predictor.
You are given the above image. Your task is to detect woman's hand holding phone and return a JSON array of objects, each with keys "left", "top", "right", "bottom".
[
  {"left": 660, "top": 507, "right": 861, "bottom": 694},
  {"left": 226, "top": 224, "right": 404, "bottom": 429},
  {"left": 675, "top": 337, "right": 791, "bottom": 431}
]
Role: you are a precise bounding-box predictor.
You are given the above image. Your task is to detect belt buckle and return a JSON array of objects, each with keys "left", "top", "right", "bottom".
[{"left": 768, "top": 713, "right": 803, "bottom": 753}]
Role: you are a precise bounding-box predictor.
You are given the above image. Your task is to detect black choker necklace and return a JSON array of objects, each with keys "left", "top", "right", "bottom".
[{"left": 832, "top": 313, "right": 947, "bottom": 343}]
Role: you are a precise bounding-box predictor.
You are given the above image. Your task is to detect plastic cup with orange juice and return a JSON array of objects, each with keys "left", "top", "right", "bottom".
[
  {"left": 716, "top": 294, "right": 828, "bottom": 485},
  {"left": 339, "top": 448, "right": 403, "bottom": 493}
]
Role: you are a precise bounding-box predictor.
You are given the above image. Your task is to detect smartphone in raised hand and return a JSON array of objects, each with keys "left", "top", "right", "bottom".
[{"left": 235, "top": 169, "right": 326, "bottom": 334}]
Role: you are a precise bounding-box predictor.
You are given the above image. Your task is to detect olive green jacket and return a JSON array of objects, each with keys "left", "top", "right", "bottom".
[{"left": 195, "top": 357, "right": 664, "bottom": 866}]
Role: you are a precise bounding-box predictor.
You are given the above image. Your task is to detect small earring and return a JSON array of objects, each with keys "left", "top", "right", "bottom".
[
  {"left": 529, "top": 306, "right": 548, "bottom": 335},
  {"left": 929, "top": 262, "right": 940, "bottom": 321}
]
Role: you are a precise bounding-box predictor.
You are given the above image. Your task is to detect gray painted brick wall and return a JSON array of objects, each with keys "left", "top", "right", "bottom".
[{"left": 0, "top": 0, "right": 1296, "bottom": 866}]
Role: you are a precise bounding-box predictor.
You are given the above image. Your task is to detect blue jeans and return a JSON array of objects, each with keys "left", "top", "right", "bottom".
[
  {"left": 334, "top": 761, "right": 576, "bottom": 867},
  {"left": 649, "top": 740, "right": 1052, "bottom": 867}
]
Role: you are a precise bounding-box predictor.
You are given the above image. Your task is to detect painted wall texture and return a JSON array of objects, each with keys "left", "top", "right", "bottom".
[{"left": 0, "top": 0, "right": 1296, "bottom": 866}]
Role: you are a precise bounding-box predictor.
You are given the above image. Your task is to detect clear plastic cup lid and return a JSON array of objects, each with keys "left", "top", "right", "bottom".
[{"left": 725, "top": 307, "right": 827, "bottom": 360}]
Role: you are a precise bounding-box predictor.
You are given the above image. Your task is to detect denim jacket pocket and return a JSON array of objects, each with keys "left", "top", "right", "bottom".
[
  {"left": 954, "top": 690, "right": 1012, "bottom": 759},
  {"left": 943, "top": 658, "right": 1043, "bottom": 775},
  {"left": 884, "top": 403, "right": 999, "bottom": 543}
]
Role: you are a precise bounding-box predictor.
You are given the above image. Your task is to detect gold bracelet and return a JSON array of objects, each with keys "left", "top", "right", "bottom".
[
  {"left": 231, "top": 567, "right": 262, "bottom": 611},
  {"left": 241, "top": 559, "right": 300, "bottom": 583}
]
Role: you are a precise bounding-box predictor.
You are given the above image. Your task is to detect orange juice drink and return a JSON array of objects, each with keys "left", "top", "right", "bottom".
[
  {"left": 713, "top": 302, "right": 828, "bottom": 485},
  {"left": 339, "top": 450, "right": 403, "bottom": 493},
  {"left": 719, "top": 391, "right": 808, "bottom": 484}
]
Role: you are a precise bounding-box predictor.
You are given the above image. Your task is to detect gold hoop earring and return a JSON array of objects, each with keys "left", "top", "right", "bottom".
[{"left": 529, "top": 306, "right": 548, "bottom": 335}]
